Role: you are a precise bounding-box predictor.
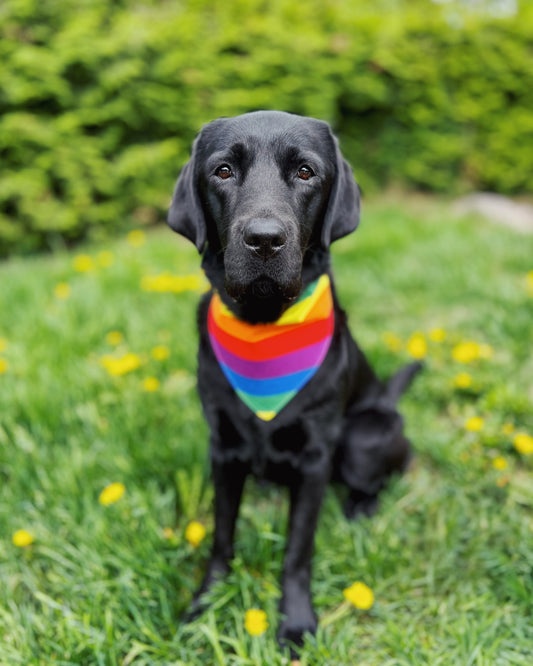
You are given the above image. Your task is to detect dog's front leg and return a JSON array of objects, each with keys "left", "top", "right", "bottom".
[
  {"left": 278, "top": 470, "right": 328, "bottom": 654},
  {"left": 188, "top": 458, "right": 247, "bottom": 618}
]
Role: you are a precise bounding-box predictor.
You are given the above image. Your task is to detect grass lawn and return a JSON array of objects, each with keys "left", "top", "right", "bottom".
[{"left": 1, "top": 196, "right": 532, "bottom": 665}]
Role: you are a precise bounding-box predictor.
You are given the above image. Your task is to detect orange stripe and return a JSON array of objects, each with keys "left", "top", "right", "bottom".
[
  {"left": 211, "top": 285, "right": 333, "bottom": 342},
  {"left": 208, "top": 308, "right": 334, "bottom": 361}
]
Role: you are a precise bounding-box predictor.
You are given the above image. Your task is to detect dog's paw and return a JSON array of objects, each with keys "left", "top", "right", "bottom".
[
  {"left": 343, "top": 491, "right": 379, "bottom": 520},
  {"left": 277, "top": 614, "right": 317, "bottom": 658},
  {"left": 182, "top": 591, "right": 210, "bottom": 624},
  {"left": 182, "top": 604, "right": 203, "bottom": 624},
  {"left": 183, "top": 559, "right": 231, "bottom": 624}
]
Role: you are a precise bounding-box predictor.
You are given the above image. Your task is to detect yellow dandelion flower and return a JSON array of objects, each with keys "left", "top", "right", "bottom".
[
  {"left": 465, "top": 416, "right": 484, "bottom": 432},
  {"left": 0, "top": 338, "right": 8, "bottom": 353},
  {"left": 496, "top": 475, "right": 510, "bottom": 488},
  {"left": 12, "top": 529, "right": 34, "bottom": 547},
  {"left": 406, "top": 332, "right": 427, "bottom": 360},
  {"left": 343, "top": 581, "right": 374, "bottom": 610},
  {"left": 429, "top": 328, "right": 446, "bottom": 343},
  {"left": 97, "top": 250, "right": 114, "bottom": 267},
  {"left": 185, "top": 521, "right": 206, "bottom": 547},
  {"left": 454, "top": 372, "right": 473, "bottom": 389},
  {"left": 142, "top": 376, "right": 160, "bottom": 392},
  {"left": 140, "top": 273, "right": 204, "bottom": 293},
  {"left": 501, "top": 423, "right": 515, "bottom": 435},
  {"left": 100, "top": 352, "right": 142, "bottom": 376},
  {"left": 244, "top": 609, "right": 269, "bottom": 636},
  {"left": 54, "top": 282, "right": 71, "bottom": 300},
  {"left": 127, "top": 230, "right": 146, "bottom": 247},
  {"left": 382, "top": 331, "right": 403, "bottom": 352},
  {"left": 73, "top": 254, "right": 95, "bottom": 272},
  {"left": 526, "top": 270, "right": 533, "bottom": 296},
  {"left": 452, "top": 341, "right": 481, "bottom": 364},
  {"left": 163, "top": 527, "right": 175, "bottom": 539},
  {"left": 513, "top": 433, "right": 533, "bottom": 455},
  {"left": 151, "top": 345, "right": 170, "bottom": 361},
  {"left": 141, "top": 274, "right": 167, "bottom": 292},
  {"left": 99, "top": 482, "right": 126, "bottom": 506},
  {"left": 492, "top": 456, "right": 508, "bottom": 470},
  {"left": 0, "top": 358, "right": 8, "bottom": 374},
  {"left": 105, "top": 331, "right": 124, "bottom": 346}
]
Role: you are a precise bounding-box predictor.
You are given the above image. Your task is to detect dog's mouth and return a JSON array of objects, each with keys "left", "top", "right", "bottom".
[
  {"left": 225, "top": 275, "right": 301, "bottom": 323},
  {"left": 247, "top": 277, "right": 284, "bottom": 300},
  {"left": 226, "top": 273, "right": 302, "bottom": 301}
]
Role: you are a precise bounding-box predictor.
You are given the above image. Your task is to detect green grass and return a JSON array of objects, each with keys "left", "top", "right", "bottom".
[{"left": 1, "top": 196, "right": 532, "bottom": 665}]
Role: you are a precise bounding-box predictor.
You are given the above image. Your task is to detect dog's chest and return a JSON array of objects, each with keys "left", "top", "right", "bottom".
[{"left": 208, "top": 402, "right": 339, "bottom": 480}]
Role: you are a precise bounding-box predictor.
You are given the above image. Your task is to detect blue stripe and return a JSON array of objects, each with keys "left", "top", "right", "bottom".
[{"left": 220, "top": 363, "right": 317, "bottom": 396}]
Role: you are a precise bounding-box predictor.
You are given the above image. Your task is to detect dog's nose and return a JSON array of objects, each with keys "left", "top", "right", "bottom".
[{"left": 243, "top": 218, "right": 287, "bottom": 260}]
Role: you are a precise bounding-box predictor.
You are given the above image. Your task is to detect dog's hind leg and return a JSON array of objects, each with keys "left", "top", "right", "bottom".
[
  {"left": 335, "top": 406, "right": 411, "bottom": 519},
  {"left": 335, "top": 361, "right": 421, "bottom": 519}
]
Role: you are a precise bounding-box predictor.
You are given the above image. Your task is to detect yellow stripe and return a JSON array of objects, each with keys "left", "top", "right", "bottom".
[
  {"left": 277, "top": 275, "right": 330, "bottom": 325},
  {"left": 218, "top": 299, "right": 237, "bottom": 319},
  {"left": 256, "top": 410, "right": 277, "bottom": 421},
  {"left": 216, "top": 274, "right": 331, "bottom": 326},
  {"left": 213, "top": 295, "right": 305, "bottom": 341}
]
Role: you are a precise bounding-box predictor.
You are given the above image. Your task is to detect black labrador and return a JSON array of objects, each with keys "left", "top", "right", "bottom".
[{"left": 168, "top": 110, "right": 420, "bottom": 653}]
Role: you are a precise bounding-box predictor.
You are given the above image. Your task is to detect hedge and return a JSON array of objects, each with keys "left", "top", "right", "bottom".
[{"left": 1, "top": 0, "right": 532, "bottom": 255}]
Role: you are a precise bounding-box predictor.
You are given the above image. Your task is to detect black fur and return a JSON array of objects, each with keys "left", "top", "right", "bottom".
[{"left": 168, "top": 111, "right": 420, "bottom": 654}]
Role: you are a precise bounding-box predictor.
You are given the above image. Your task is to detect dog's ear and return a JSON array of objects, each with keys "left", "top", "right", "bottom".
[
  {"left": 167, "top": 138, "right": 206, "bottom": 253},
  {"left": 321, "top": 135, "right": 361, "bottom": 248}
]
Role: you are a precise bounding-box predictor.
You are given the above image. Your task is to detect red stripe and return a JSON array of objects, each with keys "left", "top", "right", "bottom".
[{"left": 208, "top": 307, "right": 334, "bottom": 361}]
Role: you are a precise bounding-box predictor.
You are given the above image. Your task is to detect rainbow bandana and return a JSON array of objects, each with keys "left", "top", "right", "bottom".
[{"left": 207, "top": 274, "right": 335, "bottom": 421}]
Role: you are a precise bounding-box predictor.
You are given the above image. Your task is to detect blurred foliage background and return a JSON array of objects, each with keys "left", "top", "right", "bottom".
[{"left": 1, "top": 0, "right": 532, "bottom": 256}]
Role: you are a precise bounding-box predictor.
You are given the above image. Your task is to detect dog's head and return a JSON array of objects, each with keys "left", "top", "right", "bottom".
[{"left": 168, "top": 111, "right": 360, "bottom": 322}]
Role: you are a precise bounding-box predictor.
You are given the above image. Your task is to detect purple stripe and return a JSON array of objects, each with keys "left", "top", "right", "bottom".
[{"left": 210, "top": 335, "right": 332, "bottom": 380}]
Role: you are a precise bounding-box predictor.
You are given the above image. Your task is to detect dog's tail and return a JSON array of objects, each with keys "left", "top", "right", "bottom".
[{"left": 385, "top": 361, "right": 423, "bottom": 404}]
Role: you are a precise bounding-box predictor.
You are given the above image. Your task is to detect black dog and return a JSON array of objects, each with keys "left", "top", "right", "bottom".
[{"left": 168, "top": 111, "right": 420, "bottom": 652}]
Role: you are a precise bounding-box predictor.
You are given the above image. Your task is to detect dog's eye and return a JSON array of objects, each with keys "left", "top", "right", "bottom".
[
  {"left": 215, "top": 165, "right": 233, "bottom": 179},
  {"left": 297, "top": 165, "right": 314, "bottom": 180}
]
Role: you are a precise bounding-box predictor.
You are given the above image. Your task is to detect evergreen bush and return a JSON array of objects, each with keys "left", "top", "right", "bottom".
[{"left": 1, "top": 0, "right": 532, "bottom": 255}]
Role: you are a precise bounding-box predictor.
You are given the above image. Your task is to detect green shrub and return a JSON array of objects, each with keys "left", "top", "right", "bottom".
[{"left": 1, "top": 0, "right": 532, "bottom": 256}]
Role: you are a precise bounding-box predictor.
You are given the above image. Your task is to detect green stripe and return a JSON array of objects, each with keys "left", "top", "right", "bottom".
[
  {"left": 296, "top": 277, "right": 319, "bottom": 302},
  {"left": 236, "top": 389, "right": 297, "bottom": 415}
]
